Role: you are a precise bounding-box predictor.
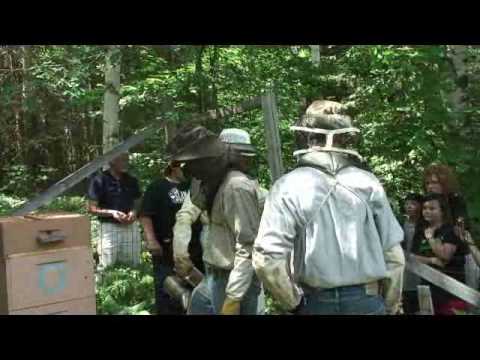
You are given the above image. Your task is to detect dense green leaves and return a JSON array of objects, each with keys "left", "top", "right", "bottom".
[{"left": 2, "top": 44, "right": 480, "bottom": 223}]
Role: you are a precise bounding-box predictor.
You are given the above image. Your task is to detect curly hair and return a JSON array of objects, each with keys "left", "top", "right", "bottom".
[{"left": 423, "top": 164, "right": 460, "bottom": 195}]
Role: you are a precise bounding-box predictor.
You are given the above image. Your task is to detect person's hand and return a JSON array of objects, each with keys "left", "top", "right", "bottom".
[
  {"left": 454, "top": 217, "right": 465, "bottom": 239},
  {"left": 430, "top": 257, "right": 445, "bottom": 268},
  {"left": 221, "top": 297, "right": 241, "bottom": 315},
  {"left": 174, "top": 257, "right": 194, "bottom": 278},
  {"left": 146, "top": 241, "right": 163, "bottom": 257},
  {"left": 424, "top": 228, "right": 435, "bottom": 240},
  {"left": 111, "top": 210, "right": 128, "bottom": 223},
  {"left": 289, "top": 296, "right": 307, "bottom": 315},
  {"left": 125, "top": 211, "right": 137, "bottom": 224},
  {"left": 462, "top": 230, "right": 476, "bottom": 246}
]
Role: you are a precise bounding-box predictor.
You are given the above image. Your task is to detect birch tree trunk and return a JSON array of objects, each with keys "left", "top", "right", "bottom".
[
  {"left": 103, "top": 45, "right": 122, "bottom": 154},
  {"left": 447, "top": 45, "right": 469, "bottom": 122},
  {"left": 11, "top": 49, "right": 23, "bottom": 157},
  {"left": 310, "top": 45, "right": 321, "bottom": 67}
]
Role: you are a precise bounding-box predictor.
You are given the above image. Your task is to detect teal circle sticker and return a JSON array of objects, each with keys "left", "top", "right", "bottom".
[{"left": 38, "top": 262, "right": 68, "bottom": 295}]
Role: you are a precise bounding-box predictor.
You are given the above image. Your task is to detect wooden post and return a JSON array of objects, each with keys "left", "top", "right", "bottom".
[
  {"left": 262, "top": 89, "right": 285, "bottom": 183},
  {"left": 417, "top": 285, "right": 434, "bottom": 315}
]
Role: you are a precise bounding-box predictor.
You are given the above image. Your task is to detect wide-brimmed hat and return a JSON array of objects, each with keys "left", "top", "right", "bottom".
[
  {"left": 219, "top": 128, "right": 256, "bottom": 157},
  {"left": 166, "top": 126, "right": 226, "bottom": 162},
  {"left": 172, "top": 134, "right": 226, "bottom": 162}
]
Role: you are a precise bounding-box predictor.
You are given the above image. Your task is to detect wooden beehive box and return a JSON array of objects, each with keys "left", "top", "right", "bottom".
[{"left": 0, "top": 213, "right": 96, "bottom": 315}]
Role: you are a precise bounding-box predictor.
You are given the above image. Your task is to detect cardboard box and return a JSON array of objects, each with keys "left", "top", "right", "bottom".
[{"left": 0, "top": 213, "right": 96, "bottom": 315}]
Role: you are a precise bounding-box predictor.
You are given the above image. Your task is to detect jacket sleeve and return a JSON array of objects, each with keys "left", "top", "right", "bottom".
[
  {"left": 173, "top": 192, "right": 202, "bottom": 270},
  {"left": 223, "top": 182, "right": 261, "bottom": 301},
  {"left": 253, "top": 185, "right": 304, "bottom": 311},
  {"left": 257, "top": 186, "right": 269, "bottom": 214},
  {"left": 382, "top": 244, "right": 405, "bottom": 314},
  {"left": 371, "top": 182, "right": 406, "bottom": 314}
]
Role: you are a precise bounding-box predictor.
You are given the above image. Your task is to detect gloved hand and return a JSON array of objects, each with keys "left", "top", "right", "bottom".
[
  {"left": 289, "top": 297, "right": 306, "bottom": 315},
  {"left": 221, "top": 297, "right": 241, "bottom": 315},
  {"left": 174, "top": 257, "right": 194, "bottom": 278}
]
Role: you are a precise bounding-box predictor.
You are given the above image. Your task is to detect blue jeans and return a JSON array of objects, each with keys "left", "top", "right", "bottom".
[
  {"left": 188, "top": 278, "right": 215, "bottom": 315},
  {"left": 206, "top": 266, "right": 265, "bottom": 315},
  {"left": 298, "top": 285, "right": 386, "bottom": 315}
]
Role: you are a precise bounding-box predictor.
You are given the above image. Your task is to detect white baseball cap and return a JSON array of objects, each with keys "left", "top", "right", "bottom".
[{"left": 219, "top": 129, "right": 256, "bottom": 157}]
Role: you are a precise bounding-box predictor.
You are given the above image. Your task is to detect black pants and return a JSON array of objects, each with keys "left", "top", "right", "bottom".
[
  {"left": 402, "top": 291, "right": 419, "bottom": 315},
  {"left": 152, "top": 253, "right": 184, "bottom": 315}
]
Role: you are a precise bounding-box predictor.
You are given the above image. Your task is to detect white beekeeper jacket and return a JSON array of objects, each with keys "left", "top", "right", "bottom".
[{"left": 253, "top": 151, "right": 405, "bottom": 313}]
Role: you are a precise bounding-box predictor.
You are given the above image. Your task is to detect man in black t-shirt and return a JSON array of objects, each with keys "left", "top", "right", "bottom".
[
  {"left": 140, "top": 161, "right": 202, "bottom": 315},
  {"left": 87, "top": 153, "right": 142, "bottom": 270}
]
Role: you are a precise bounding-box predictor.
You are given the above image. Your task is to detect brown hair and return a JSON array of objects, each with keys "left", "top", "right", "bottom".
[
  {"left": 164, "top": 161, "right": 181, "bottom": 177},
  {"left": 422, "top": 193, "right": 453, "bottom": 225},
  {"left": 423, "top": 164, "right": 460, "bottom": 195}
]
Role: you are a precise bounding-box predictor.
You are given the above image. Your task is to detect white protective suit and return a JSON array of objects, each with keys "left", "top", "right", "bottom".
[{"left": 253, "top": 151, "right": 405, "bottom": 314}]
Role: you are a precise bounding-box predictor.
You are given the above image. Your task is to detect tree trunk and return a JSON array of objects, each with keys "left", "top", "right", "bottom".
[
  {"left": 447, "top": 45, "right": 469, "bottom": 116},
  {"left": 162, "top": 96, "right": 177, "bottom": 145},
  {"left": 195, "top": 46, "right": 207, "bottom": 112},
  {"left": 310, "top": 45, "right": 321, "bottom": 67},
  {"left": 10, "top": 51, "right": 23, "bottom": 158},
  {"left": 209, "top": 46, "right": 220, "bottom": 113},
  {"left": 165, "top": 122, "right": 177, "bottom": 145},
  {"left": 22, "top": 46, "right": 44, "bottom": 172},
  {"left": 102, "top": 45, "right": 122, "bottom": 155}
]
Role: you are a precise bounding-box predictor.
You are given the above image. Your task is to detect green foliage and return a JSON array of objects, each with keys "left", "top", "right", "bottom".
[
  {"left": 264, "top": 292, "right": 287, "bottom": 315},
  {"left": 0, "top": 194, "right": 26, "bottom": 215},
  {"left": 129, "top": 151, "right": 166, "bottom": 190},
  {"left": 40, "top": 196, "right": 88, "bottom": 214},
  {"left": 96, "top": 262, "right": 155, "bottom": 315},
  {"left": 4, "top": 45, "right": 479, "bottom": 216},
  {"left": 1, "top": 165, "right": 58, "bottom": 198}
]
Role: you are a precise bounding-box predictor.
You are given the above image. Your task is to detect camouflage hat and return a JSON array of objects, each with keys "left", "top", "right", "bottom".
[{"left": 302, "top": 100, "right": 353, "bottom": 130}]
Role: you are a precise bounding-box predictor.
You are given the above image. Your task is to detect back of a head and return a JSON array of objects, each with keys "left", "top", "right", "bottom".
[
  {"left": 302, "top": 100, "right": 353, "bottom": 130},
  {"left": 294, "top": 100, "right": 359, "bottom": 153}
]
